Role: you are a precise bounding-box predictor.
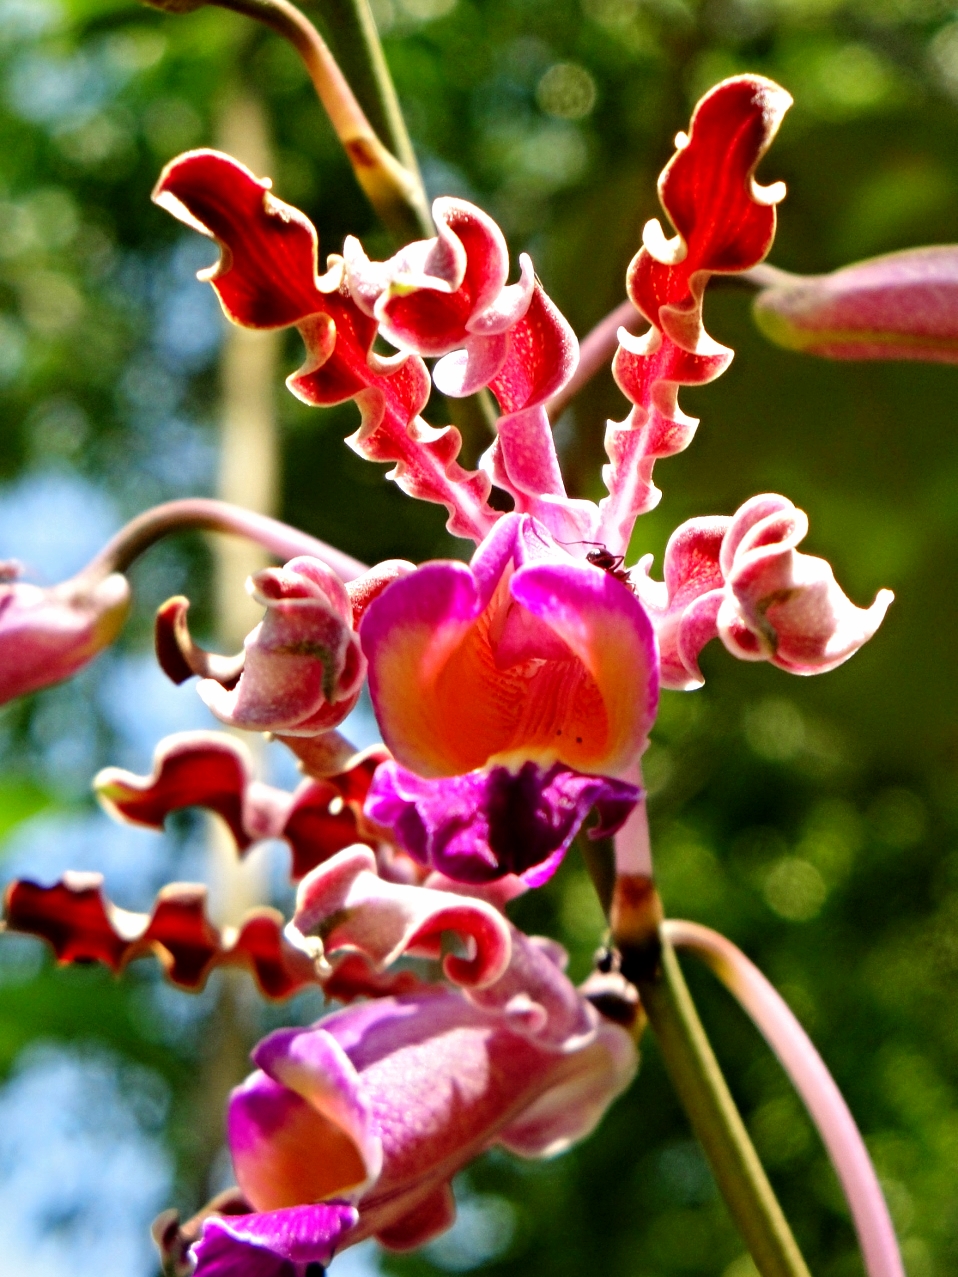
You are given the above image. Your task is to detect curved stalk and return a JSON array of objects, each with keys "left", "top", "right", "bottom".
[
  {"left": 146, "top": 0, "right": 431, "bottom": 239},
  {"left": 609, "top": 871, "right": 810, "bottom": 1277},
  {"left": 306, "top": 0, "right": 421, "bottom": 186},
  {"left": 665, "top": 919, "right": 905, "bottom": 1277},
  {"left": 87, "top": 498, "right": 367, "bottom": 581},
  {"left": 546, "top": 298, "right": 644, "bottom": 421},
  {"left": 633, "top": 934, "right": 813, "bottom": 1277}
]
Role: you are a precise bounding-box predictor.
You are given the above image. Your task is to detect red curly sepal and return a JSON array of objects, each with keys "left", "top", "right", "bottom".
[
  {"left": 2, "top": 874, "right": 319, "bottom": 999},
  {"left": 153, "top": 151, "right": 497, "bottom": 543},
  {"left": 632, "top": 75, "right": 791, "bottom": 351}
]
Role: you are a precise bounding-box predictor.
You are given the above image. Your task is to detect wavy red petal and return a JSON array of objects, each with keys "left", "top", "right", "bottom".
[
  {"left": 631, "top": 76, "right": 791, "bottom": 334},
  {"left": 321, "top": 952, "right": 426, "bottom": 1004},
  {"left": 152, "top": 150, "right": 331, "bottom": 329},
  {"left": 599, "top": 331, "right": 730, "bottom": 550},
  {"left": 4, "top": 876, "right": 130, "bottom": 968},
  {"left": 600, "top": 77, "right": 789, "bottom": 553},
  {"left": 4, "top": 876, "right": 320, "bottom": 999},
  {"left": 283, "top": 781, "right": 369, "bottom": 881},
  {"left": 489, "top": 283, "right": 578, "bottom": 415},
  {"left": 97, "top": 735, "right": 255, "bottom": 850},
  {"left": 154, "top": 151, "right": 499, "bottom": 543},
  {"left": 290, "top": 292, "right": 496, "bottom": 543}
]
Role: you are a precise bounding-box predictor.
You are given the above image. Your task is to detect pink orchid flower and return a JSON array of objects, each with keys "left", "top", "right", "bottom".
[
  {"left": 0, "top": 561, "right": 129, "bottom": 705},
  {"left": 185, "top": 847, "right": 637, "bottom": 1277},
  {"left": 149, "top": 75, "right": 892, "bottom": 891},
  {"left": 358, "top": 512, "right": 653, "bottom": 882}
]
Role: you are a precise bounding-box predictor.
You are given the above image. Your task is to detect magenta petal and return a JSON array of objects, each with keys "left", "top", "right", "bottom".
[
  {"left": 192, "top": 1204, "right": 358, "bottom": 1276},
  {"left": 365, "top": 760, "right": 641, "bottom": 884}
]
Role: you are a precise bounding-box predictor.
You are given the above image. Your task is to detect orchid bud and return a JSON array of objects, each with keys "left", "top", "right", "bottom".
[
  {"left": 195, "top": 556, "right": 367, "bottom": 736},
  {"left": 753, "top": 246, "right": 958, "bottom": 363},
  {"left": 717, "top": 495, "right": 893, "bottom": 675},
  {"left": 0, "top": 566, "right": 130, "bottom": 705}
]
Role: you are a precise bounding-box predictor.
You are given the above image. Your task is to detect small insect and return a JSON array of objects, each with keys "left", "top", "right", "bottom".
[{"left": 583, "top": 543, "right": 632, "bottom": 587}]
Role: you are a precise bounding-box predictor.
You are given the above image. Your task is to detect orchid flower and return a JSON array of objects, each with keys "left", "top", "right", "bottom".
[
  {"left": 138, "top": 75, "right": 892, "bottom": 893},
  {"left": 178, "top": 847, "right": 638, "bottom": 1277},
  {"left": 0, "top": 62, "right": 911, "bottom": 1277}
]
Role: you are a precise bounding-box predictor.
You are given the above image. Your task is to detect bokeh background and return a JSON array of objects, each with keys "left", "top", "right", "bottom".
[{"left": 1, "top": 0, "right": 957, "bottom": 1273}]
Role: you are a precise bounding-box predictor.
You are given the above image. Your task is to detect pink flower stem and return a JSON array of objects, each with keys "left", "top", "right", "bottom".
[
  {"left": 665, "top": 920, "right": 904, "bottom": 1277},
  {"left": 546, "top": 298, "right": 645, "bottom": 421},
  {"left": 613, "top": 769, "right": 652, "bottom": 877},
  {"left": 741, "top": 262, "right": 804, "bottom": 289},
  {"left": 87, "top": 498, "right": 367, "bottom": 582}
]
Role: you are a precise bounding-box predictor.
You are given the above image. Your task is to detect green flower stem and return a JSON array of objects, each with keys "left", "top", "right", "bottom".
[
  {"left": 147, "top": 0, "right": 431, "bottom": 239},
  {"left": 305, "top": 0, "right": 422, "bottom": 192},
  {"left": 633, "top": 931, "right": 812, "bottom": 1277},
  {"left": 305, "top": 0, "right": 507, "bottom": 437}
]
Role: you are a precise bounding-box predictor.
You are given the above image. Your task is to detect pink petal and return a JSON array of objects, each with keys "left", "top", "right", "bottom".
[
  {"left": 432, "top": 332, "right": 510, "bottom": 399},
  {"left": 362, "top": 517, "right": 656, "bottom": 779},
  {"left": 199, "top": 556, "right": 366, "bottom": 736},
  {"left": 292, "top": 846, "right": 512, "bottom": 988},
  {"left": 489, "top": 282, "right": 579, "bottom": 414},
  {"left": 467, "top": 252, "right": 536, "bottom": 335},
  {"left": 599, "top": 322, "right": 730, "bottom": 555},
  {"left": 632, "top": 515, "right": 730, "bottom": 690},
  {"left": 373, "top": 1185, "right": 456, "bottom": 1251},
  {"left": 509, "top": 559, "right": 659, "bottom": 774},
  {"left": 496, "top": 1017, "right": 638, "bottom": 1156},
  {"left": 254, "top": 1026, "right": 383, "bottom": 1191},
  {"left": 718, "top": 494, "right": 893, "bottom": 674}
]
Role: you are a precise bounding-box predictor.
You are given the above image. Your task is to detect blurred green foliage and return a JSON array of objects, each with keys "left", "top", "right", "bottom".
[{"left": 1, "top": 0, "right": 958, "bottom": 1273}]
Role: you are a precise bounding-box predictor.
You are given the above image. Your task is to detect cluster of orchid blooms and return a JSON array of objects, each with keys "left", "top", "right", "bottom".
[{"left": 1, "top": 65, "right": 931, "bottom": 1277}]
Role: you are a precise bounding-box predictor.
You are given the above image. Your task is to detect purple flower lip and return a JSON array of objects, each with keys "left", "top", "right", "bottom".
[
  {"left": 365, "top": 758, "right": 641, "bottom": 885},
  {"left": 190, "top": 1201, "right": 359, "bottom": 1276}
]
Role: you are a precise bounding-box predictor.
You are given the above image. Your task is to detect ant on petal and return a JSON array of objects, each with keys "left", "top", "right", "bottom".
[{"left": 581, "top": 542, "right": 634, "bottom": 589}]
